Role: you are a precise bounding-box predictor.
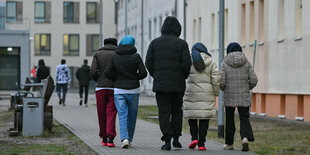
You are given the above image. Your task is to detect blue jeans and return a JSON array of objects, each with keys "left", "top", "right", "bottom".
[
  {"left": 56, "top": 83, "right": 68, "bottom": 104},
  {"left": 114, "top": 94, "right": 139, "bottom": 142}
]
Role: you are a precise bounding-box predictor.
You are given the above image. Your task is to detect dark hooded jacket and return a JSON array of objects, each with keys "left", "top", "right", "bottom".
[
  {"left": 104, "top": 45, "right": 147, "bottom": 89},
  {"left": 90, "top": 44, "right": 116, "bottom": 88},
  {"left": 145, "top": 16, "right": 192, "bottom": 93},
  {"left": 220, "top": 44, "right": 258, "bottom": 107},
  {"left": 36, "top": 60, "right": 50, "bottom": 83},
  {"left": 76, "top": 64, "right": 91, "bottom": 86}
]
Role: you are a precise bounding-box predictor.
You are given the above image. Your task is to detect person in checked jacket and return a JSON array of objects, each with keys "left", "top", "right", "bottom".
[{"left": 220, "top": 42, "right": 258, "bottom": 152}]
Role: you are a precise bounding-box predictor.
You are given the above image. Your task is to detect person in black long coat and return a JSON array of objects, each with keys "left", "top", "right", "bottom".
[
  {"left": 145, "top": 16, "right": 192, "bottom": 151},
  {"left": 76, "top": 59, "right": 91, "bottom": 107},
  {"left": 36, "top": 59, "right": 50, "bottom": 83}
]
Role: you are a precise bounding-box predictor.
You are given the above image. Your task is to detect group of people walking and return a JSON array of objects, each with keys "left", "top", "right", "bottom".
[{"left": 91, "top": 16, "right": 258, "bottom": 152}]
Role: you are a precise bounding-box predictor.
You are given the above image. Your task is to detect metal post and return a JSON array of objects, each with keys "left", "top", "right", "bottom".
[
  {"left": 125, "top": 0, "right": 128, "bottom": 35},
  {"left": 218, "top": 0, "right": 225, "bottom": 138},
  {"left": 174, "top": 0, "right": 177, "bottom": 17},
  {"left": 99, "top": 0, "right": 103, "bottom": 48},
  {"left": 184, "top": 0, "right": 186, "bottom": 40},
  {"left": 141, "top": 0, "right": 144, "bottom": 57}
]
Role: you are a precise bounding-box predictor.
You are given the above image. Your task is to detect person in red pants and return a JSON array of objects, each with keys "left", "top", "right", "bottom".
[{"left": 90, "top": 38, "right": 118, "bottom": 147}]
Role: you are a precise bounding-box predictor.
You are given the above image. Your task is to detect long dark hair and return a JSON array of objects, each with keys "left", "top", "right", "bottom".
[{"left": 191, "top": 50, "right": 205, "bottom": 72}]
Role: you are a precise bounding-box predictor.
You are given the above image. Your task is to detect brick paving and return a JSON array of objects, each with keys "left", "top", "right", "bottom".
[{"left": 45, "top": 93, "right": 256, "bottom": 154}]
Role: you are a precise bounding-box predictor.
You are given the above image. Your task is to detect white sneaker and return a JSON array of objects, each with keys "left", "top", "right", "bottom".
[
  {"left": 223, "top": 144, "right": 234, "bottom": 150},
  {"left": 121, "top": 139, "right": 129, "bottom": 148}
]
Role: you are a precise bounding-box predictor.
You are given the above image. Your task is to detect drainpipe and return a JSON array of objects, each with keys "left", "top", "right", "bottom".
[
  {"left": 183, "top": 0, "right": 186, "bottom": 40},
  {"left": 99, "top": 0, "right": 103, "bottom": 48},
  {"left": 125, "top": 0, "right": 128, "bottom": 35},
  {"left": 141, "top": 0, "right": 144, "bottom": 58},
  {"left": 218, "top": 0, "right": 225, "bottom": 138}
]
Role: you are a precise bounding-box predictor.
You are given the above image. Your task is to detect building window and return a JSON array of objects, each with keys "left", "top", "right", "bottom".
[
  {"left": 198, "top": 17, "right": 202, "bottom": 42},
  {"left": 86, "top": 2, "right": 99, "bottom": 23},
  {"left": 241, "top": 3, "right": 246, "bottom": 44},
  {"left": 249, "top": 1, "right": 255, "bottom": 43},
  {"left": 35, "top": 34, "right": 51, "bottom": 55},
  {"left": 278, "top": 0, "right": 284, "bottom": 40},
  {"left": 154, "top": 18, "right": 157, "bottom": 38},
  {"left": 148, "top": 20, "right": 152, "bottom": 40},
  {"left": 6, "top": 1, "right": 22, "bottom": 22},
  {"left": 159, "top": 16, "right": 163, "bottom": 29},
  {"left": 63, "top": 2, "right": 79, "bottom": 23},
  {"left": 225, "top": 9, "right": 228, "bottom": 46},
  {"left": 258, "top": 0, "right": 264, "bottom": 41},
  {"left": 35, "top": 1, "right": 51, "bottom": 23},
  {"left": 295, "top": 0, "right": 302, "bottom": 37},
  {"left": 211, "top": 13, "right": 215, "bottom": 49},
  {"left": 86, "top": 34, "right": 99, "bottom": 56},
  {"left": 63, "top": 34, "right": 79, "bottom": 56},
  {"left": 193, "top": 19, "right": 196, "bottom": 44}
]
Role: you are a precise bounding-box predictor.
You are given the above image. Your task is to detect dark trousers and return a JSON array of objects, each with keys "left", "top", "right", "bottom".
[
  {"left": 79, "top": 85, "right": 89, "bottom": 104},
  {"left": 56, "top": 83, "right": 68, "bottom": 104},
  {"left": 188, "top": 119, "right": 210, "bottom": 147},
  {"left": 225, "top": 107, "right": 254, "bottom": 145},
  {"left": 155, "top": 92, "right": 184, "bottom": 141},
  {"left": 96, "top": 89, "right": 117, "bottom": 138}
]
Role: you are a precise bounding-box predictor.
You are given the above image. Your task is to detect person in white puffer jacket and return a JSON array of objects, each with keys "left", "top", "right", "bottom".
[
  {"left": 183, "top": 42, "right": 220, "bottom": 151},
  {"left": 56, "top": 59, "right": 71, "bottom": 106}
]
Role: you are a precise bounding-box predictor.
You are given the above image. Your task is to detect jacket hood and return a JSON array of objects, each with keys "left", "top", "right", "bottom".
[
  {"left": 38, "top": 59, "right": 45, "bottom": 66},
  {"left": 81, "top": 65, "right": 90, "bottom": 71},
  {"left": 201, "top": 53, "right": 212, "bottom": 67},
  {"left": 192, "top": 42, "right": 211, "bottom": 57},
  {"left": 161, "top": 16, "right": 182, "bottom": 37},
  {"left": 224, "top": 52, "right": 248, "bottom": 68},
  {"left": 116, "top": 45, "right": 137, "bottom": 55},
  {"left": 98, "top": 44, "right": 116, "bottom": 51}
]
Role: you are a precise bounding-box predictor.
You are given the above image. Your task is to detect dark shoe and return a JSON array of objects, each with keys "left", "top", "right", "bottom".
[
  {"left": 59, "top": 98, "right": 62, "bottom": 105},
  {"left": 172, "top": 137, "right": 182, "bottom": 149},
  {"left": 161, "top": 143, "right": 171, "bottom": 151},
  {"left": 79, "top": 100, "right": 82, "bottom": 106},
  {"left": 242, "top": 137, "right": 249, "bottom": 152},
  {"left": 108, "top": 137, "right": 115, "bottom": 147}
]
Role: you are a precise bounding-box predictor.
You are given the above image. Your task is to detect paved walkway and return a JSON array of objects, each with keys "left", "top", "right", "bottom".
[{"left": 51, "top": 93, "right": 255, "bottom": 155}]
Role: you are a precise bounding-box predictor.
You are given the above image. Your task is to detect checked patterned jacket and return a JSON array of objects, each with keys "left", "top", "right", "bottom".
[{"left": 220, "top": 52, "right": 258, "bottom": 107}]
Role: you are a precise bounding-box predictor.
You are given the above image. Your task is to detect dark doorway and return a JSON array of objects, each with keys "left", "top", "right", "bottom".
[{"left": 0, "top": 47, "right": 20, "bottom": 90}]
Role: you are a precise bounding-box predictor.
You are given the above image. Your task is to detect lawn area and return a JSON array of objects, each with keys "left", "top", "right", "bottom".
[
  {"left": 137, "top": 105, "right": 310, "bottom": 155},
  {"left": 0, "top": 110, "right": 96, "bottom": 155}
]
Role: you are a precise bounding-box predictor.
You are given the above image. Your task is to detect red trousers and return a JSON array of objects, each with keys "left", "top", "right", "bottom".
[{"left": 96, "top": 89, "right": 117, "bottom": 138}]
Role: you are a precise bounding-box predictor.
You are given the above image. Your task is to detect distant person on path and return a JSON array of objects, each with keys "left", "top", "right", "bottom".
[
  {"left": 90, "top": 38, "right": 118, "bottom": 147},
  {"left": 105, "top": 35, "right": 147, "bottom": 148},
  {"left": 76, "top": 59, "right": 91, "bottom": 107},
  {"left": 56, "top": 59, "right": 71, "bottom": 106},
  {"left": 30, "top": 65, "right": 37, "bottom": 81},
  {"left": 36, "top": 59, "right": 50, "bottom": 83},
  {"left": 145, "top": 16, "right": 192, "bottom": 151},
  {"left": 183, "top": 43, "right": 220, "bottom": 151},
  {"left": 220, "top": 42, "right": 258, "bottom": 152}
]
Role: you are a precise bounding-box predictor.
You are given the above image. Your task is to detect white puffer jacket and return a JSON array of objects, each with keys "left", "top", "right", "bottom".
[{"left": 183, "top": 53, "right": 220, "bottom": 119}]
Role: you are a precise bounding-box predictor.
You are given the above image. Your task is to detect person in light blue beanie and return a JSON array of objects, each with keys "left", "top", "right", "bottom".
[
  {"left": 119, "top": 35, "right": 135, "bottom": 46},
  {"left": 105, "top": 35, "right": 147, "bottom": 148}
]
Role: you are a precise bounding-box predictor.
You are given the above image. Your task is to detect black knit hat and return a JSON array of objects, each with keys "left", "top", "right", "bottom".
[
  {"left": 104, "top": 38, "right": 117, "bottom": 46},
  {"left": 227, "top": 42, "right": 242, "bottom": 54}
]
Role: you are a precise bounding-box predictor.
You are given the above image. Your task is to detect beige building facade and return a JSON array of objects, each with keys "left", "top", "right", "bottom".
[
  {"left": 1, "top": 0, "right": 116, "bottom": 87},
  {"left": 186, "top": 0, "right": 310, "bottom": 122}
]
